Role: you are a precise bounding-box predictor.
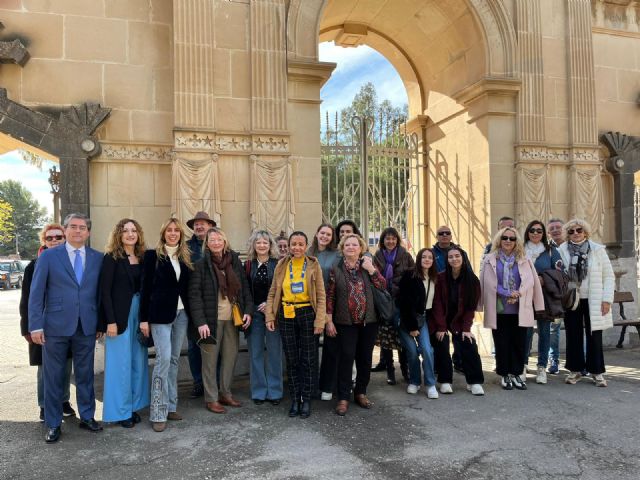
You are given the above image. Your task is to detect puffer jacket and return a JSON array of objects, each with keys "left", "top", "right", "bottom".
[{"left": 557, "top": 240, "right": 614, "bottom": 331}]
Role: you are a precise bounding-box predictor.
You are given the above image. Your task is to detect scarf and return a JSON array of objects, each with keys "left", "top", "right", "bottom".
[
  {"left": 382, "top": 248, "right": 397, "bottom": 287},
  {"left": 209, "top": 250, "right": 241, "bottom": 301},
  {"left": 498, "top": 250, "right": 517, "bottom": 292},
  {"left": 524, "top": 241, "right": 545, "bottom": 262},
  {"left": 343, "top": 259, "right": 366, "bottom": 324},
  {"left": 567, "top": 240, "right": 590, "bottom": 282}
]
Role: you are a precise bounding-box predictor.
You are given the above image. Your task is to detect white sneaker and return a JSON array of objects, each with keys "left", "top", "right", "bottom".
[
  {"left": 426, "top": 386, "right": 439, "bottom": 399},
  {"left": 467, "top": 384, "right": 484, "bottom": 396},
  {"left": 406, "top": 384, "right": 419, "bottom": 394},
  {"left": 439, "top": 383, "right": 453, "bottom": 394},
  {"left": 536, "top": 367, "right": 547, "bottom": 384},
  {"left": 320, "top": 392, "right": 333, "bottom": 401}
]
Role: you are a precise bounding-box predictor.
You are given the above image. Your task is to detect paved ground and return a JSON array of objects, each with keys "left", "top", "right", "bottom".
[{"left": 2, "top": 288, "right": 640, "bottom": 480}]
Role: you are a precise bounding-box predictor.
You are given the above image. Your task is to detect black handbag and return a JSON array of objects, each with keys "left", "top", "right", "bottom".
[
  {"left": 371, "top": 285, "right": 395, "bottom": 325},
  {"left": 136, "top": 328, "right": 154, "bottom": 348}
]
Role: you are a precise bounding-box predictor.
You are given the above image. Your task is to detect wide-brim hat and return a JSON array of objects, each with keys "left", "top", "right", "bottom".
[{"left": 187, "top": 211, "right": 217, "bottom": 230}]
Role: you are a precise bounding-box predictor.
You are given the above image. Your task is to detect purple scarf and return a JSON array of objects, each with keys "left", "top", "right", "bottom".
[{"left": 382, "top": 248, "right": 397, "bottom": 286}]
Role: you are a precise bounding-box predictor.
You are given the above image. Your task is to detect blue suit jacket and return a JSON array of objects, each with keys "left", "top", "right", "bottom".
[{"left": 28, "top": 243, "right": 103, "bottom": 336}]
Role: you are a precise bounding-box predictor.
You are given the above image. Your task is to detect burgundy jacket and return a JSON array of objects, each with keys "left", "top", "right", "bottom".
[{"left": 431, "top": 272, "right": 480, "bottom": 334}]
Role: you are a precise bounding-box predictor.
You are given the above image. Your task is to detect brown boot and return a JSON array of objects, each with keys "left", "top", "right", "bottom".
[
  {"left": 206, "top": 401, "right": 226, "bottom": 414},
  {"left": 335, "top": 400, "right": 349, "bottom": 416},
  {"left": 218, "top": 395, "right": 241, "bottom": 407},
  {"left": 167, "top": 412, "right": 182, "bottom": 421},
  {"left": 152, "top": 422, "right": 166, "bottom": 432}
]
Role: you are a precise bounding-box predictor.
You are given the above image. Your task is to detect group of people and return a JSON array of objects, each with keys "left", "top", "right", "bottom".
[{"left": 20, "top": 210, "right": 615, "bottom": 444}]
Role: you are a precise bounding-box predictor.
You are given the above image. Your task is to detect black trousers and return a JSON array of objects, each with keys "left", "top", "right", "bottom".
[
  {"left": 431, "top": 332, "right": 484, "bottom": 385},
  {"left": 335, "top": 323, "right": 379, "bottom": 401},
  {"left": 278, "top": 307, "right": 318, "bottom": 402},
  {"left": 493, "top": 314, "right": 528, "bottom": 376},
  {"left": 319, "top": 334, "right": 339, "bottom": 393},
  {"left": 564, "top": 299, "right": 605, "bottom": 374}
]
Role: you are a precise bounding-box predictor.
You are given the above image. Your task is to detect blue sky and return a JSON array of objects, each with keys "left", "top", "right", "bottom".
[{"left": 0, "top": 44, "right": 405, "bottom": 215}]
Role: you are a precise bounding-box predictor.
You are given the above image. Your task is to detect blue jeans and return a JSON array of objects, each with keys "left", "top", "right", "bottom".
[
  {"left": 150, "top": 309, "right": 188, "bottom": 422},
  {"left": 549, "top": 320, "right": 561, "bottom": 364},
  {"left": 187, "top": 339, "right": 203, "bottom": 386},
  {"left": 37, "top": 358, "right": 72, "bottom": 407},
  {"left": 247, "top": 310, "right": 283, "bottom": 401},
  {"left": 526, "top": 320, "right": 552, "bottom": 367},
  {"left": 398, "top": 321, "right": 436, "bottom": 387}
]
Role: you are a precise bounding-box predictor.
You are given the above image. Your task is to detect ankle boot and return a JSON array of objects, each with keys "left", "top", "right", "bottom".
[
  {"left": 399, "top": 350, "right": 410, "bottom": 383},
  {"left": 288, "top": 400, "right": 300, "bottom": 417},
  {"left": 371, "top": 348, "right": 390, "bottom": 372},
  {"left": 386, "top": 356, "right": 397, "bottom": 385}
]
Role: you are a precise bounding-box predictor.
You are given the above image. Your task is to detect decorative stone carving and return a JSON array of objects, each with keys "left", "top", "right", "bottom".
[
  {"left": 515, "top": 163, "right": 551, "bottom": 226},
  {"left": 468, "top": 0, "right": 517, "bottom": 77},
  {"left": 517, "top": 147, "right": 570, "bottom": 163},
  {"left": 174, "top": 131, "right": 289, "bottom": 154},
  {"left": 0, "top": 38, "right": 29, "bottom": 66},
  {"left": 100, "top": 143, "right": 172, "bottom": 163},
  {"left": 249, "top": 154, "right": 296, "bottom": 234},
  {"left": 569, "top": 164, "right": 605, "bottom": 239},
  {"left": 171, "top": 153, "right": 222, "bottom": 227},
  {"left": 592, "top": 0, "right": 640, "bottom": 34}
]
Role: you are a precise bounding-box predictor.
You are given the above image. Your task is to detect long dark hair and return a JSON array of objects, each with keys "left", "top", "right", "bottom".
[
  {"left": 523, "top": 220, "right": 550, "bottom": 251},
  {"left": 414, "top": 248, "right": 437, "bottom": 283},
  {"left": 307, "top": 223, "right": 336, "bottom": 256},
  {"left": 335, "top": 219, "right": 362, "bottom": 237},
  {"left": 445, "top": 247, "right": 479, "bottom": 311}
]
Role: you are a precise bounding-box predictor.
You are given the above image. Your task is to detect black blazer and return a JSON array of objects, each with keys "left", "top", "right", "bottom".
[
  {"left": 397, "top": 271, "right": 432, "bottom": 332},
  {"left": 99, "top": 254, "right": 141, "bottom": 334},
  {"left": 140, "top": 249, "right": 191, "bottom": 324}
]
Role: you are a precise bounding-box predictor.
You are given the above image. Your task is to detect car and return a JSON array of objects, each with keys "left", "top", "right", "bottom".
[{"left": 0, "top": 261, "right": 23, "bottom": 289}]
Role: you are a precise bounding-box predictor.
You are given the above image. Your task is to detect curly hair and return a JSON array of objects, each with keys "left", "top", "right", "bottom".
[
  {"left": 105, "top": 218, "right": 146, "bottom": 260},
  {"left": 156, "top": 218, "right": 193, "bottom": 269},
  {"left": 563, "top": 218, "right": 591, "bottom": 240},
  {"left": 246, "top": 229, "right": 278, "bottom": 261},
  {"left": 489, "top": 227, "right": 526, "bottom": 260},
  {"left": 38, "top": 223, "right": 65, "bottom": 246},
  {"left": 337, "top": 233, "right": 367, "bottom": 256}
]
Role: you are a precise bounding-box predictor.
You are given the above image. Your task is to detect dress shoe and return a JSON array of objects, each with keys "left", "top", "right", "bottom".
[
  {"left": 335, "top": 400, "right": 349, "bottom": 416},
  {"left": 79, "top": 418, "right": 103, "bottom": 432},
  {"left": 189, "top": 383, "right": 204, "bottom": 399},
  {"left": 269, "top": 399, "right": 281, "bottom": 406},
  {"left": 206, "top": 401, "right": 226, "bottom": 414},
  {"left": 167, "top": 412, "right": 183, "bottom": 421},
  {"left": 39, "top": 408, "right": 45, "bottom": 423},
  {"left": 299, "top": 401, "right": 311, "bottom": 418},
  {"left": 131, "top": 412, "right": 142, "bottom": 424},
  {"left": 152, "top": 422, "right": 166, "bottom": 432},
  {"left": 218, "top": 395, "right": 241, "bottom": 407},
  {"left": 119, "top": 418, "right": 134, "bottom": 428},
  {"left": 288, "top": 400, "right": 300, "bottom": 417},
  {"left": 253, "top": 399, "right": 264, "bottom": 405},
  {"left": 62, "top": 402, "right": 76, "bottom": 417},
  {"left": 45, "top": 426, "right": 61, "bottom": 443},
  {"left": 354, "top": 394, "right": 373, "bottom": 409}
]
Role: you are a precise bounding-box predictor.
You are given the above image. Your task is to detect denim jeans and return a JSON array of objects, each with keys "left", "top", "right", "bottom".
[
  {"left": 549, "top": 320, "right": 561, "bottom": 364},
  {"left": 187, "top": 339, "right": 203, "bottom": 386},
  {"left": 525, "top": 320, "right": 552, "bottom": 367},
  {"left": 150, "top": 309, "right": 188, "bottom": 422},
  {"left": 247, "top": 310, "right": 283, "bottom": 401},
  {"left": 398, "top": 321, "right": 436, "bottom": 387},
  {"left": 37, "top": 358, "right": 72, "bottom": 407}
]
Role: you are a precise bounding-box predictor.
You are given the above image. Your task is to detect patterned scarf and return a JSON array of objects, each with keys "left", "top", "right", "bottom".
[
  {"left": 344, "top": 259, "right": 366, "bottom": 324},
  {"left": 382, "top": 248, "right": 397, "bottom": 287},
  {"left": 498, "top": 250, "right": 517, "bottom": 292},
  {"left": 567, "top": 240, "right": 590, "bottom": 282}
]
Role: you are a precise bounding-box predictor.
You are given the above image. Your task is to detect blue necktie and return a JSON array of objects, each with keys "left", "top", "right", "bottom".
[{"left": 74, "top": 249, "right": 83, "bottom": 284}]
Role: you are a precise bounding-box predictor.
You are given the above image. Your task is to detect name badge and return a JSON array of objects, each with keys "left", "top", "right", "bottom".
[{"left": 290, "top": 281, "right": 305, "bottom": 294}]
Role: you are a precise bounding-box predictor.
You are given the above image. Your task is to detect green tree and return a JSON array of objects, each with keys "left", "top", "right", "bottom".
[
  {"left": 0, "top": 180, "right": 48, "bottom": 259},
  {"left": 0, "top": 200, "right": 14, "bottom": 245}
]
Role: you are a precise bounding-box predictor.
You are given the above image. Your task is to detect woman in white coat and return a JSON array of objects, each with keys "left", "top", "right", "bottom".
[{"left": 557, "top": 219, "right": 614, "bottom": 387}]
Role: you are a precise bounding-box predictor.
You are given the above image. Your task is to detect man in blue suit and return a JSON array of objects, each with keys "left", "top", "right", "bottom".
[{"left": 29, "top": 213, "right": 104, "bottom": 443}]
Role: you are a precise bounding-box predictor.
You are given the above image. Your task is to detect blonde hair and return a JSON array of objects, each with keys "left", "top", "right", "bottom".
[
  {"left": 38, "top": 223, "right": 65, "bottom": 246},
  {"left": 337, "top": 233, "right": 367, "bottom": 256},
  {"left": 563, "top": 218, "right": 591, "bottom": 239},
  {"left": 490, "top": 227, "right": 526, "bottom": 260},
  {"left": 156, "top": 218, "right": 193, "bottom": 269},
  {"left": 204, "top": 227, "right": 231, "bottom": 256},
  {"left": 246, "top": 230, "right": 278, "bottom": 260},
  {"left": 105, "top": 218, "right": 146, "bottom": 260}
]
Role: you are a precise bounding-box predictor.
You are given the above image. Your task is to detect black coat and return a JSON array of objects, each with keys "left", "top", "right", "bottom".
[
  {"left": 99, "top": 254, "right": 141, "bottom": 334},
  {"left": 397, "top": 271, "right": 434, "bottom": 332},
  {"left": 188, "top": 251, "right": 253, "bottom": 342},
  {"left": 140, "top": 249, "right": 191, "bottom": 324},
  {"left": 374, "top": 246, "right": 415, "bottom": 298}
]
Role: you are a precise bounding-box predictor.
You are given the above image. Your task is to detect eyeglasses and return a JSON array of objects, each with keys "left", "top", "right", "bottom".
[
  {"left": 437, "top": 231, "right": 451, "bottom": 236},
  {"left": 528, "top": 228, "right": 543, "bottom": 234},
  {"left": 45, "top": 235, "right": 64, "bottom": 241},
  {"left": 567, "top": 228, "right": 583, "bottom": 235},
  {"left": 501, "top": 236, "right": 517, "bottom": 242}
]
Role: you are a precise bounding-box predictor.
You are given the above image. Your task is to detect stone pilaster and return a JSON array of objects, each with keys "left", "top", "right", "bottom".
[
  {"left": 173, "top": 0, "right": 216, "bottom": 129},
  {"left": 250, "top": 0, "right": 287, "bottom": 132}
]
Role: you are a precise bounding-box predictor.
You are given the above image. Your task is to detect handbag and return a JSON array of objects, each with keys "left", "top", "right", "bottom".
[
  {"left": 562, "top": 281, "right": 581, "bottom": 311},
  {"left": 371, "top": 285, "right": 395, "bottom": 325},
  {"left": 232, "top": 303, "right": 244, "bottom": 327},
  {"left": 136, "top": 328, "right": 154, "bottom": 348}
]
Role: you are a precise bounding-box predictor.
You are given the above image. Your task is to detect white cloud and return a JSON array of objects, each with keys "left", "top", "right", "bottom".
[{"left": 0, "top": 151, "right": 55, "bottom": 217}]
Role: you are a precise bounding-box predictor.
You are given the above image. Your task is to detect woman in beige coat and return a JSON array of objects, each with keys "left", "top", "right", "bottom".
[{"left": 479, "top": 227, "right": 544, "bottom": 391}]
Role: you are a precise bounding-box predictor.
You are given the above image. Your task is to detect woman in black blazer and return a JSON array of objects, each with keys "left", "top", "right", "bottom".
[
  {"left": 99, "top": 218, "right": 149, "bottom": 428},
  {"left": 139, "top": 218, "right": 193, "bottom": 433}
]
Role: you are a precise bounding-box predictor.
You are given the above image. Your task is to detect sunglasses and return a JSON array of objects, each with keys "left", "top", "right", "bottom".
[
  {"left": 567, "top": 228, "right": 583, "bottom": 235},
  {"left": 45, "top": 235, "right": 64, "bottom": 241},
  {"left": 437, "top": 231, "right": 451, "bottom": 236},
  {"left": 528, "top": 228, "right": 543, "bottom": 234},
  {"left": 501, "top": 236, "right": 517, "bottom": 242}
]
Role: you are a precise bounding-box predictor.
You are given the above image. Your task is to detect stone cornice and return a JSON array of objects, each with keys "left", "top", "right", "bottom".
[
  {"left": 453, "top": 77, "right": 521, "bottom": 105},
  {"left": 287, "top": 59, "right": 336, "bottom": 85},
  {"left": 174, "top": 131, "right": 290, "bottom": 155},
  {"left": 515, "top": 145, "right": 602, "bottom": 165},
  {"left": 98, "top": 142, "right": 173, "bottom": 163}
]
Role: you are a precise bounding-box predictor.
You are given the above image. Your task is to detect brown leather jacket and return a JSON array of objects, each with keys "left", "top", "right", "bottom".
[{"left": 266, "top": 255, "right": 326, "bottom": 329}]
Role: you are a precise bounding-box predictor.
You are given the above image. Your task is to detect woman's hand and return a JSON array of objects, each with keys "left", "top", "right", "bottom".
[
  {"left": 257, "top": 302, "right": 266, "bottom": 313},
  {"left": 107, "top": 323, "right": 117, "bottom": 337},
  {"left": 139, "top": 321, "right": 150, "bottom": 337},
  {"left": 409, "top": 330, "right": 419, "bottom": 337},
  {"left": 242, "top": 314, "right": 252, "bottom": 330},
  {"left": 314, "top": 327, "right": 324, "bottom": 335},
  {"left": 198, "top": 324, "right": 210, "bottom": 339},
  {"left": 325, "top": 321, "right": 337, "bottom": 337},
  {"left": 461, "top": 331, "right": 475, "bottom": 342},
  {"left": 601, "top": 302, "right": 611, "bottom": 316},
  {"left": 361, "top": 256, "right": 376, "bottom": 274},
  {"left": 435, "top": 331, "right": 446, "bottom": 341},
  {"left": 266, "top": 320, "right": 276, "bottom": 332}
]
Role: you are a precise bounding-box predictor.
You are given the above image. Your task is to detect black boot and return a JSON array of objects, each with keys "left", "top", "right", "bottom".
[
  {"left": 300, "top": 400, "right": 311, "bottom": 418},
  {"left": 386, "top": 350, "right": 396, "bottom": 385},
  {"left": 288, "top": 400, "right": 300, "bottom": 417},
  {"left": 399, "top": 350, "right": 410, "bottom": 383},
  {"left": 371, "top": 348, "right": 390, "bottom": 372}
]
